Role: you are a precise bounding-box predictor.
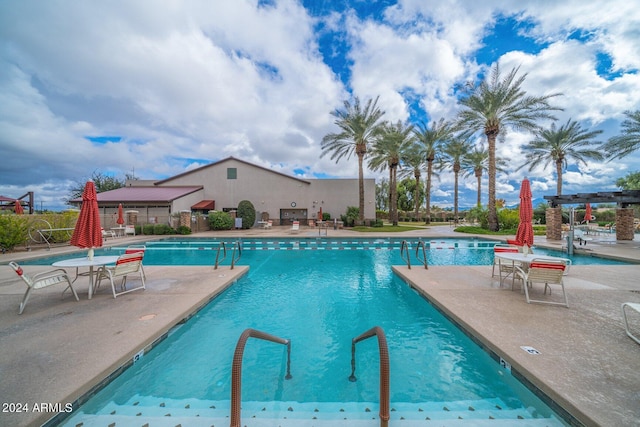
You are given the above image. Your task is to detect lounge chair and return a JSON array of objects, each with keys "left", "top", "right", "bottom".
[
  {"left": 290, "top": 221, "right": 300, "bottom": 234},
  {"left": 492, "top": 244, "right": 521, "bottom": 286},
  {"left": 101, "top": 227, "right": 116, "bottom": 239},
  {"left": 622, "top": 303, "right": 640, "bottom": 345},
  {"left": 125, "top": 245, "right": 147, "bottom": 280},
  {"left": 94, "top": 252, "right": 146, "bottom": 298},
  {"left": 9, "top": 261, "right": 79, "bottom": 314},
  {"left": 515, "top": 258, "right": 568, "bottom": 307}
]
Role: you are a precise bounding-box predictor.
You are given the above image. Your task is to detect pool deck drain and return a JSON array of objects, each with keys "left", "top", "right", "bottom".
[{"left": 1, "top": 226, "right": 639, "bottom": 427}]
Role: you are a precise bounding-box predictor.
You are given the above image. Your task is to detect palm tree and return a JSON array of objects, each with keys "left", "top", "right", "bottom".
[
  {"left": 439, "top": 135, "right": 474, "bottom": 223},
  {"left": 321, "top": 96, "right": 385, "bottom": 223},
  {"left": 413, "top": 118, "right": 453, "bottom": 224},
  {"left": 456, "top": 64, "right": 562, "bottom": 231},
  {"left": 398, "top": 143, "right": 425, "bottom": 220},
  {"left": 368, "top": 120, "right": 415, "bottom": 226},
  {"left": 603, "top": 110, "right": 640, "bottom": 160},
  {"left": 519, "top": 119, "right": 604, "bottom": 195},
  {"left": 461, "top": 145, "right": 507, "bottom": 207}
]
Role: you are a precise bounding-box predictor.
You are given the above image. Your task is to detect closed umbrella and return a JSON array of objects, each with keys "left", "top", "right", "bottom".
[
  {"left": 14, "top": 201, "right": 24, "bottom": 215},
  {"left": 515, "top": 178, "right": 534, "bottom": 255},
  {"left": 585, "top": 203, "right": 593, "bottom": 224},
  {"left": 70, "top": 181, "right": 103, "bottom": 260},
  {"left": 117, "top": 203, "right": 125, "bottom": 225}
]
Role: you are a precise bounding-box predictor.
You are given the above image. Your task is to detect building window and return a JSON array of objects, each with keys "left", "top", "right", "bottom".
[{"left": 227, "top": 168, "right": 237, "bottom": 179}]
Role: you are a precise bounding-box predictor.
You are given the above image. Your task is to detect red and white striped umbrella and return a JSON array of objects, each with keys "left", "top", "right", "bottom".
[
  {"left": 70, "top": 181, "right": 103, "bottom": 258},
  {"left": 515, "top": 178, "right": 534, "bottom": 248},
  {"left": 117, "top": 203, "right": 125, "bottom": 225},
  {"left": 585, "top": 203, "right": 593, "bottom": 224}
]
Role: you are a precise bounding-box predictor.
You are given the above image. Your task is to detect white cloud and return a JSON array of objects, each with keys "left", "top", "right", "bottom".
[{"left": 1, "top": 0, "right": 639, "bottom": 210}]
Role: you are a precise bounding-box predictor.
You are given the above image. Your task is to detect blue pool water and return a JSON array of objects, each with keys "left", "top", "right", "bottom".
[
  {"left": 61, "top": 240, "right": 568, "bottom": 425},
  {"left": 24, "top": 237, "right": 630, "bottom": 267}
]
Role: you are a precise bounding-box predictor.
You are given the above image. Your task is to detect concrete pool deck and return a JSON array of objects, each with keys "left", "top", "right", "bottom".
[{"left": 0, "top": 226, "right": 639, "bottom": 426}]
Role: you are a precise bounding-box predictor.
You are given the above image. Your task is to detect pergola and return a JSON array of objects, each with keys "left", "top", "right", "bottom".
[
  {"left": 544, "top": 190, "right": 640, "bottom": 208},
  {"left": 543, "top": 190, "right": 640, "bottom": 241}
]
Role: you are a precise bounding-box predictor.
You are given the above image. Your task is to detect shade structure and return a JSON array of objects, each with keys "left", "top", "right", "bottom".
[
  {"left": 117, "top": 203, "right": 125, "bottom": 225},
  {"left": 70, "top": 181, "right": 103, "bottom": 259},
  {"left": 515, "top": 178, "right": 534, "bottom": 249},
  {"left": 14, "top": 201, "right": 24, "bottom": 215},
  {"left": 585, "top": 203, "right": 593, "bottom": 224}
]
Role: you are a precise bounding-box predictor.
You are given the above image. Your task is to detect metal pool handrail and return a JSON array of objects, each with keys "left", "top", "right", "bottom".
[
  {"left": 214, "top": 241, "right": 242, "bottom": 270},
  {"left": 349, "top": 326, "right": 390, "bottom": 427},
  {"left": 230, "top": 240, "right": 242, "bottom": 270},
  {"left": 213, "top": 242, "right": 226, "bottom": 269},
  {"left": 230, "top": 328, "right": 292, "bottom": 427},
  {"left": 415, "top": 240, "right": 429, "bottom": 269},
  {"left": 400, "top": 240, "right": 411, "bottom": 269}
]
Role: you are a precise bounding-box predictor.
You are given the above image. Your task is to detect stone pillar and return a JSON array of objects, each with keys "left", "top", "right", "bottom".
[
  {"left": 180, "top": 210, "right": 191, "bottom": 230},
  {"left": 616, "top": 208, "right": 634, "bottom": 241},
  {"left": 546, "top": 207, "right": 563, "bottom": 240},
  {"left": 126, "top": 210, "right": 138, "bottom": 225}
]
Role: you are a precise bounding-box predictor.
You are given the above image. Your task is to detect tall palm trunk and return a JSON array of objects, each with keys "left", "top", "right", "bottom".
[
  {"left": 413, "top": 170, "right": 421, "bottom": 220},
  {"left": 486, "top": 130, "right": 499, "bottom": 231},
  {"left": 475, "top": 167, "right": 482, "bottom": 207},
  {"left": 425, "top": 159, "right": 434, "bottom": 224},
  {"left": 453, "top": 163, "right": 460, "bottom": 223},
  {"left": 357, "top": 149, "right": 365, "bottom": 223},
  {"left": 556, "top": 160, "right": 563, "bottom": 195},
  {"left": 390, "top": 165, "right": 398, "bottom": 226}
]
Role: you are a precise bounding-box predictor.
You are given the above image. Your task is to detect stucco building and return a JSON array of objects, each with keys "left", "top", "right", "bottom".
[{"left": 94, "top": 157, "right": 375, "bottom": 228}]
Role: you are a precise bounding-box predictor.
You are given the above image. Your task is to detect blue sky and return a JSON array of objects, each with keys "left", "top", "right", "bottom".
[{"left": 1, "top": 0, "right": 639, "bottom": 212}]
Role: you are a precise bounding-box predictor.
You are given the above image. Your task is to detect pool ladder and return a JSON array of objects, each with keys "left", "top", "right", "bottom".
[
  {"left": 214, "top": 241, "right": 242, "bottom": 269},
  {"left": 349, "top": 326, "right": 390, "bottom": 427},
  {"left": 229, "top": 326, "right": 390, "bottom": 427},
  {"left": 400, "top": 240, "right": 428, "bottom": 269},
  {"left": 230, "top": 328, "right": 292, "bottom": 427}
]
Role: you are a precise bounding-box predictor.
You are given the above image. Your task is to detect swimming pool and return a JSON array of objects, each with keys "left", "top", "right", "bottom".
[
  {"left": 23, "top": 237, "right": 630, "bottom": 267},
  {"left": 60, "top": 241, "right": 569, "bottom": 426}
]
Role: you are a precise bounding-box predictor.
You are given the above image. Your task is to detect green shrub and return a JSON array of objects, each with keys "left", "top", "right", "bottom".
[
  {"left": 340, "top": 206, "right": 359, "bottom": 227},
  {"left": 372, "top": 219, "right": 384, "bottom": 227},
  {"left": 176, "top": 225, "right": 192, "bottom": 235},
  {"left": 153, "top": 224, "right": 173, "bottom": 235},
  {"left": 322, "top": 212, "right": 331, "bottom": 221},
  {"left": 497, "top": 208, "right": 520, "bottom": 230},
  {"left": 0, "top": 213, "right": 29, "bottom": 251},
  {"left": 209, "top": 211, "right": 233, "bottom": 230},
  {"left": 237, "top": 200, "right": 256, "bottom": 229},
  {"left": 142, "top": 224, "right": 155, "bottom": 235}
]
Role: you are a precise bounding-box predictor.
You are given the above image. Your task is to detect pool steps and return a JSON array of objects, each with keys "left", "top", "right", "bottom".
[{"left": 63, "top": 396, "right": 565, "bottom": 426}]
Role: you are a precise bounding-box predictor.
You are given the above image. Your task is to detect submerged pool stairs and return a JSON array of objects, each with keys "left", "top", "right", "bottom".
[{"left": 63, "top": 396, "right": 565, "bottom": 426}]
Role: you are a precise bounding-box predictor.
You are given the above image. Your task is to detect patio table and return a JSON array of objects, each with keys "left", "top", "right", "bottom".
[{"left": 52, "top": 255, "right": 119, "bottom": 299}]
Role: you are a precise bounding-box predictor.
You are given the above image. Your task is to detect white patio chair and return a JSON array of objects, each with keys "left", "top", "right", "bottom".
[
  {"left": 124, "top": 225, "right": 136, "bottom": 236},
  {"left": 125, "top": 245, "right": 147, "bottom": 280},
  {"left": 101, "top": 227, "right": 116, "bottom": 239},
  {"left": 492, "top": 244, "right": 521, "bottom": 286},
  {"left": 290, "top": 221, "right": 300, "bottom": 234},
  {"left": 94, "top": 252, "right": 146, "bottom": 298},
  {"left": 515, "top": 258, "right": 568, "bottom": 307},
  {"left": 9, "top": 261, "right": 79, "bottom": 314}
]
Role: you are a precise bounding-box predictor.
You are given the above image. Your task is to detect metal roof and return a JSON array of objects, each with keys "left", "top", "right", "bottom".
[{"left": 72, "top": 186, "right": 203, "bottom": 204}]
